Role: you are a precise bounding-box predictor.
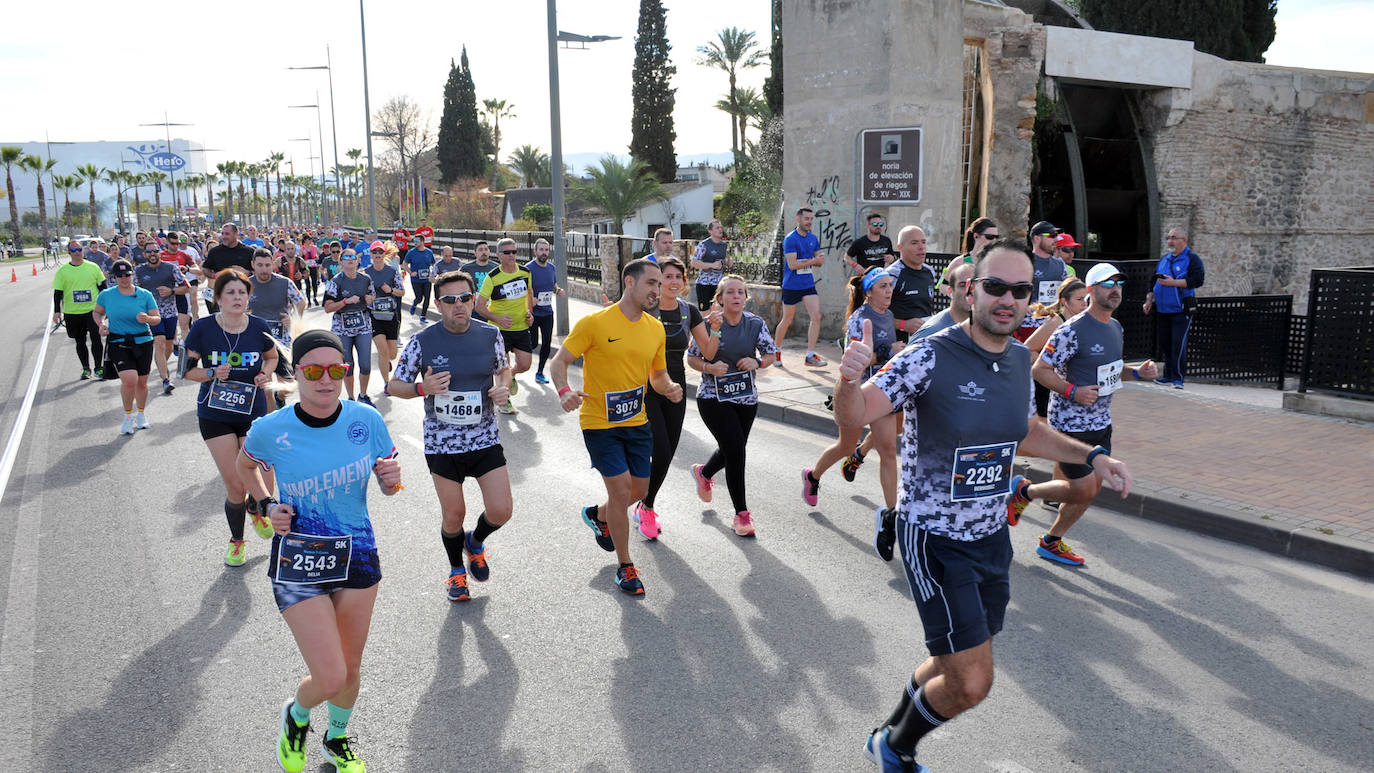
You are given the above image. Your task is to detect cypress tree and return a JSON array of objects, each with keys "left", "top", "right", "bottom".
[
  {"left": 455, "top": 47, "right": 486, "bottom": 178},
  {"left": 437, "top": 58, "right": 462, "bottom": 185},
  {"left": 763, "top": 0, "right": 783, "bottom": 117},
  {"left": 1079, "top": 0, "right": 1276, "bottom": 63},
  {"left": 629, "top": 0, "right": 677, "bottom": 183}
]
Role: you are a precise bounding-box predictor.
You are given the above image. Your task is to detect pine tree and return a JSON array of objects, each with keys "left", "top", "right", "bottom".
[
  {"left": 437, "top": 58, "right": 463, "bottom": 185},
  {"left": 629, "top": 0, "right": 677, "bottom": 183},
  {"left": 1079, "top": 0, "right": 1276, "bottom": 63},
  {"left": 763, "top": 0, "right": 783, "bottom": 117},
  {"left": 454, "top": 47, "right": 486, "bottom": 178}
]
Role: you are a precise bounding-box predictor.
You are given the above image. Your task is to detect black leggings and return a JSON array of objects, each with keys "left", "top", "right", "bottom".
[
  {"left": 698, "top": 397, "right": 758, "bottom": 514},
  {"left": 75, "top": 328, "right": 103, "bottom": 371},
  {"left": 410, "top": 280, "right": 432, "bottom": 318},
  {"left": 305, "top": 266, "right": 321, "bottom": 303},
  {"left": 644, "top": 384, "right": 686, "bottom": 509},
  {"left": 531, "top": 314, "right": 555, "bottom": 372}
]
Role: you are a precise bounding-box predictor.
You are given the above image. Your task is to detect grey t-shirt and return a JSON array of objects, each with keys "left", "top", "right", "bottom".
[
  {"left": 687, "top": 311, "right": 779, "bottom": 404},
  {"left": 1023, "top": 254, "right": 1070, "bottom": 332},
  {"left": 1040, "top": 311, "right": 1125, "bottom": 432},
  {"left": 693, "top": 238, "right": 729, "bottom": 286},
  {"left": 887, "top": 261, "right": 938, "bottom": 321},
  {"left": 363, "top": 264, "right": 403, "bottom": 320},
  {"left": 325, "top": 272, "right": 375, "bottom": 336},
  {"left": 914, "top": 309, "right": 959, "bottom": 340},
  {"left": 134, "top": 260, "right": 185, "bottom": 318},
  {"left": 248, "top": 273, "right": 302, "bottom": 341},
  {"left": 845, "top": 305, "right": 896, "bottom": 379},
  {"left": 392, "top": 321, "right": 509, "bottom": 454}
]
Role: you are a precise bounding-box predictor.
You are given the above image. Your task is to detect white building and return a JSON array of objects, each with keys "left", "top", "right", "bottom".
[{"left": 590, "top": 180, "right": 715, "bottom": 239}]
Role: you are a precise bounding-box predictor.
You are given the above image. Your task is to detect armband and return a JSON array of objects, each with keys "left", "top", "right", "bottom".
[
  {"left": 1065, "top": 385, "right": 1076, "bottom": 400},
  {"left": 558, "top": 386, "right": 573, "bottom": 397},
  {"left": 1085, "top": 445, "right": 1108, "bottom": 467},
  {"left": 415, "top": 381, "right": 426, "bottom": 397},
  {"left": 1131, "top": 367, "right": 1140, "bottom": 380}
]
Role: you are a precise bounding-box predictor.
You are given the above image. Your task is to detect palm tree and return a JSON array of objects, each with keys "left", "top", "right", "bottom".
[
  {"left": 269, "top": 152, "right": 285, "bottom": 225},
  {"left": 21, "top": 155, "right": 57, "bottom": 246},
  {"left": 234, "top": 162, "right": 247, "bottom": 225},
  {"left": 56, "top": 174, "right": 79, "bottom": 233},
  {"left": 716, "top": 86, "right": 769, "bottom": 149},
  {"left": 216, "top": 162, "right": 234, "bottom": 221},
  {"left": 128, "top": 172, "right": 145, "bottom": 230},
  {"left": 574, "top": 155, "right": 668, "bottom": 235},
  {"left": 482, "top": 98, "right": 517, "bottom": 173},
  {"left": 145, "top": 171, "right": 168, "bottom": 229},
  {"left": 103, "top": 168, "right": 127, "bottom": 234},
  {"left": 203, "top": 172, "right": 218, "bottom": 221},
  {"left": 345, "top": 148, "right": 363, "bottom": 221},
  {"left": 696, "top": 27, "right": 765, "bottom": 160},
  {"left": 182, "top": 173, "right": 203, "bottom": 215},
  {"left": 1, "top": 146, "right": 23, "bottom": 248},
  {"left": 507, "top": 144, "right": 551, "bottom": 189},
  {"left": 75, "top": 163, "right": 104, "bottom": 231}
]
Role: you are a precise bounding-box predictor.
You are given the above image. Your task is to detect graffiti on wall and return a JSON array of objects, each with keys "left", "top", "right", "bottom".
[{"left": 803, "top": 174, "right": 852, "bottom": 254}]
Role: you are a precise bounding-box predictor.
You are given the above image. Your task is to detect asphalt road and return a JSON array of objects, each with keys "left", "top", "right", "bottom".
[{"left": 0, "top": 284, "right": 1371, "bottom": 772}]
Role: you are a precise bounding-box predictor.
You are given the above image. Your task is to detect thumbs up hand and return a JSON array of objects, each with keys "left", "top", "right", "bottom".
[{"left": 839, "top": 319, "right": 874, "bottom": 383}]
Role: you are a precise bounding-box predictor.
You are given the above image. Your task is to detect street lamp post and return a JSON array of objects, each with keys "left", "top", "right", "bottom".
[
  {"left": 44, "top": 133, "right": 75, "bottom": 244},
  {"left": 287, "top": 48, "right": 343, "bottom": 226},
  {"left": 288, "top": 137, "right": 317, "bottom": 224},
  {"left": 289, "top": 95, "right": 328, "bottom": 225},
  {"left": 360, "top": 0, "right": 378, "bottom": 231},
  {"left": 139, "top": 113, "right": 194, "bottom": 217}
]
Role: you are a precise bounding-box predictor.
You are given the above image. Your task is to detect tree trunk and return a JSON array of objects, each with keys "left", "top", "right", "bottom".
[
  {"left": 115, "top": 189, "right": 125, "bottom": 235},
  {"left": 206, "top": 182, "right": 214, "bottom": 222},
  {"left": 728, "top": 71, "right": 739, "bottom": 156},
  {"left": 89, "top": 182, "right": 98, "bottom": 232},
  {"left": 36, "top": 179, "right": 49, "bottom": 246},
  {"left": 132, "top": 189, "right": 141, "bottom": 232},
  {"left": 154, "top": 190, "right": 163, "bottom": 230},
  {"left": 63, "top": 191, "right": 73, "bottom": 233},
  {"left": 5, "top": 171, "right": 20, "bottom": 248}
]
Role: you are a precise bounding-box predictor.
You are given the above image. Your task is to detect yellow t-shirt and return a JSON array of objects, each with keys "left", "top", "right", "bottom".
[
  {"left": 561, "top": 304, "right": 667, "bottom": 430},
  {"left": 479, "top": 268, "right": 533, "bottom": 331},
  {"left": 53, "top": 260, "right": 107, "bottom": 314}
]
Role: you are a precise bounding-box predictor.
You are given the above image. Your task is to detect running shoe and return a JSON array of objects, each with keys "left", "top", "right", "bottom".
[
  {"left": 1006, "top": 475, "right": 1031, "bottom": 526},
  {"left": 93, "top": 367, "right": 104, "bottom": 379},
  {"left": 873, "top": 507, "right": 897, "bottom": 562},
  {"left": 1173, "top": 381, "right": 1184, "bottom": 389},
  {"left": 1041, "top": 500, "right": 1061, "bottom": 511},
  {"left": 119, "top": 415, "right": 135, "bottom": 436},
  {"left": 80, "top": 368, "right": 92, "bottom": 380},
  {"left": 446, "top": 567, "right": 471, "bottom": 602},
  {"left": 162, "top": 378, "right": 175, "bottom": 395},
  {"left": 534, "top": 371, "right": 549, "bottom": 384},
  {"left": 863, "top": 726, "right": 929, "bottom": 772},
  {"left": 1153, "top": 377, "right": 1172, "bottom": 386},
  {"left": 497, "top": 401, "right": 517, "bottom": 415},
  {"left": 134, "top": 412, "right": 149, "bottom": 431},
  {"left": 225, "top": 540, "right": 246, "bottom": 567},
  {"left": 509, "top": 376, "right": 518, "bottom": 396},
  {"left": 691, "top": 464, "right": 714, "bottom": 503},
  {"left": 357, "top": 394, "right": 374, "bottom": 407},
  {"left": 632, "top": 502, "right": 660, "bottom": 540},
  {"left": 464, "top": 531, "right": 490, "bottom": 582},
  {"left": 732, "top": 511, "right": 756, "bottom": 537},
  {"left": 1037, "top": 536, "right": 1085, "bottom": 566},
  {"left": 321, "top": 735, "right": 365, "bottom": 773},
  {"left": 805, "top": 352, "right": 828, "bottom": 367},
  {"left": 277, "top": 700, "right": 310, "bottom": 773},
  {"left": 801, "top": 468, "right": 820, "bottom": 507},
  {"left": 581, "top": 506, "right": 616, "bottom": 552},
  {"left": 775, "top": 352, "right": 783, "bottom": 366},
  {"left": 842, "top": 448, "right": 865, "bottom": 482},
  {"left": 615, "top": 564, "right": 645, "bottom": 596},
  {"left": 250, "top": 509, "right": 274, "bottom": 540}
]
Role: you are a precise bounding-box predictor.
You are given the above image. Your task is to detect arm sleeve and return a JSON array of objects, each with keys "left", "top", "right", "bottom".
[
  {"left": 493, "top": 334, "right": 510, "bottom": 372},
  {"left": 392, "top": 337, "right": 423, "bottom": 382},
  {"left": 371, "top": 411, "right": 398, "bottom": 462},
  {"left": 651, "top": 332, "right": 667, "bottom": 372},
  {"left": 53, "top": 289, "right": 63, "bottom": 313},
  {"left": 1039, "top": 325, "right": 1076, "bottom": 372},
  {"left": 242, "top": 420, "right": 274, "bottom": 470},
  {"left": 1186, "top": 253, "right": 1205, "bottom": 288},
  {"left": 688, "top": 303, "right": 703, "bottom": 329}
]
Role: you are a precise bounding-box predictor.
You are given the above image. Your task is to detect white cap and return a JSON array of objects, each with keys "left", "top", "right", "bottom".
[{"left": 1084, "top": 263, "right": 1124, "bottom": 286}]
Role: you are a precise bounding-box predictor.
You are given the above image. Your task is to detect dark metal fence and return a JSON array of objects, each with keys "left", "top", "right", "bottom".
[
  {"left": 1187, "top": 295, "right": 1292, "bottom": 389},
  {"left": 1300, "top": 266, "right": 1374, "bottom": 399},
  {"left": 1287, "top": 315, "right": 1307, "bottom": 376},
  {"left": 1075, "top": 259, "right": 1156, "bottom": 356},
  {"left": 427, "top": 229, "right": 603, "bottom": 283}
]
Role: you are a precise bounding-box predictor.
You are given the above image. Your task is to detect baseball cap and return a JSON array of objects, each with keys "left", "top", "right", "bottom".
[
  {"left": 1084, "top": 263, "right": 1124, "bottom": 286},
  {"left": 369, "top": 240, "right": 386, "bottom": 252},
  {"left": 1056, "top": 233, "right": 1082, "bottom": 248},
  {"left": 1030, "top": 221, "right": 1057, "bottom": 237},
  {"left": 109, "top": 262, "right": 134, "bottom": 278}
]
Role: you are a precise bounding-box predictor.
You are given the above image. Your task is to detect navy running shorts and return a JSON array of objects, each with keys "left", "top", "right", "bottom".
[
  {"left": 898, "top": 520, "right": 1012, "bottom": 656},
  {"left": 582, "top": 424, "right": 653, "bottom": 479}
]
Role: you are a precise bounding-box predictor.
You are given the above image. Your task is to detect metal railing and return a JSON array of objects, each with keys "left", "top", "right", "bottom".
[{"left": 1300, "top": 266, "right": 1374, "bottom": 399}]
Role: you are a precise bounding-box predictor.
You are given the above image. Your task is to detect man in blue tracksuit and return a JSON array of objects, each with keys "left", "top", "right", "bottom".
[{"left": 1143, "top": 227, "right": 1205, "bottom": 388}]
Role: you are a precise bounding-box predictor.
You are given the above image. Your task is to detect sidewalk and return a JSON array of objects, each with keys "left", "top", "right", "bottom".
[{"left": 557, "top": 295, "right": 1374, "bottom": 579}]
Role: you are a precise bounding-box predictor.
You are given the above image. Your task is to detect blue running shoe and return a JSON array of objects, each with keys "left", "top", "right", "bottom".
[
  {"left": 1006, "top": 475, "right": 1031, "bottom": 526},
  {"left": 464, "top": 530, "right": 490, "bottom": 582},
  {"left": 864, "top": 727, "right": 930, "bottom": 772},
  {"left": 534, "top": 371, "right": 549, "bottom": 384},
  {"left": 615, "top": 564, "right": 645, "bottom": 596},
  {"left": 446, "top": 567, "right": 471, "bottom": 602},
  {"left": 581, "top": 506, "right": 616, "bottom": 552}
]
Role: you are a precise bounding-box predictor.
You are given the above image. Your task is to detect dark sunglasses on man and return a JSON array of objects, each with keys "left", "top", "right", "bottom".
[
  {"left": 437, "top": 292, "right": 474, "bottom": 305},
  {"left": 975, "top": 277, "right": 1034, "bottom": 300}
]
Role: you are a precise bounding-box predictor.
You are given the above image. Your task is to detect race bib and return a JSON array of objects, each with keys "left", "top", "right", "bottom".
[
  {"left": 715, "top": 371, "right": 755, "bottom": 403},
  {"left": 1037, "top": 280, "right": 1059, "bottom": 304},
  {"left": 950, "top": 441, "right": 1017, "bottom": 502},
  {"left": 434, "top": 390, "right": 483, "bottom": 426},
  {"left": 500, "top": 280, "right": 528, "bottom": 300},
  {"left": 266, "top": 321, "right": 284, "bottom": 340},
  {"left": 795, "top": 267, "right": 813, "bottom": 276},
  {"left": 201, "top": 286, "right": 214, "bottom": 302},
  {"left": 537, "top": 291, "right": 554, "bottom": 307},
  {"left": 415, "top": 268, "right": 430, "bottom": 280},
  {"left": 207, "top": 379, "right": 257, "bottom": 415},
  {"left": 605, "top": 386, "right": 645, "bottom": 423},
  {"left": 1097, "top": 359, "right": 1124, "bottom": 396},
  {"left": 71, "top": 289, "right": 92, "bottom": 304},
  {"left": 275, "top": 533, "right": 351, "bottom": 584},
  {"left": 372, "top": 296, "right": 396, "bottom": 320},
  {"left": 341, "top": 309, "right": 367, "bottom": 331}
]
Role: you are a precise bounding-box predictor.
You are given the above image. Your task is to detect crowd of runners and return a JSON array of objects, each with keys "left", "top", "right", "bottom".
[{"left": 47, "top": 207, "right": 1174, "bottom": 773}]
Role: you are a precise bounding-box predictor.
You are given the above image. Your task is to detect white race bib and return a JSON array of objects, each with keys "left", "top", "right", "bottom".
[
  {"left": 1037, "top": 280, "right": 1059, "bottom": 304},
  {"left": 434, "top": 390, "right": 483, "bottom": 425},
  {"left": 1097, "top": 359, "right": 1124, "bottom": 396},
  {"left": 537, "top": 290, "right": 554, "bottom": 307},
  {"left": 795, "top": 267, "right": 813, "bottom": 276}
]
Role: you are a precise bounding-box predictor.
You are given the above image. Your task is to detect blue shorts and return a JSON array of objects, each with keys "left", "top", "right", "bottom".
[
  {"left": 175, "top": 294, "right": 189, "bottom": 314},
  {"left": 898, "top": 520, "right": 1012, "bottom": 656},
  {"left": 781, "top": 286, "right": 818, "bottom": 305},
  {"left": 268, "top": 537, "right": 382, "bottom": 612},
  {"left": 151, "top": 315, "right": 178, "bottom": 339},
  {"left": 582, "top": 423, "right": 653, "bottom": 478},
  {"left": 1056, "top": 426, "right": 1112, "bottom": 480}
]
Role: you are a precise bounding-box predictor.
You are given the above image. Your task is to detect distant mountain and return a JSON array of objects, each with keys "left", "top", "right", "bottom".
[{"left": 561, "top": 151, "right": 734, "bottom": 177}]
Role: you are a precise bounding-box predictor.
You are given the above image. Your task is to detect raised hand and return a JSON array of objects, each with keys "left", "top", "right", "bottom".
[{"left": 839, "top": 318, "right": 874, "bottom": 382}]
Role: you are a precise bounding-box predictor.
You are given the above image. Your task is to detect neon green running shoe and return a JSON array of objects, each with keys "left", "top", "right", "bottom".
[
  {"left": 225, "top": 540, "right": 246, "bottom": 567},
  {"left": 277, "top": 700, "right": 310, "bottom": 773},
  {"left": 322, "top": 735, "right": 366, "bottom": 772},
  {"left": 250, "top": 510, "right": 274, "bottom": 540}
]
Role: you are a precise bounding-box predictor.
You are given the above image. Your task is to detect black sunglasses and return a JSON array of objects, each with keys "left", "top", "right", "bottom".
[
  {"left": 500, "top": 249, "right": 518, "bottom": 255},
  {"left": 975, "top": 277, "right": 1035, "bottom": 300},
  {"left": 437, "top": 292, "right": 474, "bottom": 305},
  {"left": 979, "top": 231, "right": 1000, "bottom": 239}
]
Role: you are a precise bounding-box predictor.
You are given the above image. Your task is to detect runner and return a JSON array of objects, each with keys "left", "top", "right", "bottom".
[
  {"left": 686, "top": 274, "right": 780, "bottom": 537},
  {"left": 887, "top": 226, "right": 938, "bottom": 341},
  {"left": 634, "top": 256, "right": 719, "bottom": 539},
  {"left": 247, "top": 247, "right": 305, "bottom": 391},
  {"left": 93, "top": 259, "right": 159, "bottom": 434},
  {"left": 846, "top": 212, "right": 897, "bottom": 274},
  {"left": 475, "top": 238, "right": 533, "bottom": 412},
  {"left": 642, "top": 227, "right": 674, "bottom": 263},
  {"left": 389, "top": 270, "right": 512, "bottom": 602},
  {"left": 239, "top": 330, "right": 401, "bottom": 773},
  {"left": 459, "top": 241, "right": 497, "bottom": 321},
  {"left": 688, "top": 219, "right": 730, "bottom": 309},
  {"left": 774, "top": 207, "right": 828, "bottom": 367},
  {"left": 801, "top": 268, "right": 901, "bottom": 557},
  {"left": 182, "top": 268, "right": 279, "bottom": 567},
  {"left": 52, "top": 242, "right": 108, "bottom": 379},
  {"left": 524, "top": 238, "right": 565, "bottom": 384},
  {"left": 432, "top": 245, "right": 463, "bottom": 282},
  {"left": 203, "top": 223, "right": 257, "bottom": 315},
  {"left": 831, "top": 239, "right": 1133, "bottom": 771},
  {"left": 1024, "top": 277, "right": 1089, "bottom": 421},
  {"left": 322, "top": 249, "right": 377, "bottom": 404},
  {"left": 161, "top": 236, "right": 199, "bottom": 338},
  {"left": 320, "top": 240, "right": 342, "bottom": 281},
  {"left": 300, "top": 234, "right": 321, "bottom": 305},
  {"left": 363, "top": 242, "right": 405, "bottom": 386},
  {"left": 134, "top": 245, "right": 190, "bottom": 395},
  {"left": 1009, "top": 263, "right": 1157, "bottom": 566},
  {"left": 550, "top": 259, "right": 681, "bottom": 595},
  {"left": 414, "top": 219, "right": 434, "bottom": 248},
  {"left": 1016, "top": 221, "right": 1070, "bottom": 343},
  {"left": 403, "top": 236, "right": 436, "bottom": 319}
]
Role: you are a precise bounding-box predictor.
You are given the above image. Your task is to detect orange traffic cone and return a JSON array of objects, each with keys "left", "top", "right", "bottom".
[
  {"left": 9, "top": 268, "right": 16, "bottom": 283},
  {"left": 32, "top": 263, "right": 38, "bottom": 276}
]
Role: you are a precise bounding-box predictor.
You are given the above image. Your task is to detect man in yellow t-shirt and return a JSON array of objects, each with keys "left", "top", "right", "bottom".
[
  {"left": 551, "top": 259, "right": 682, "bottom": 596},
  {"left": 52, "top": 242, "right": 109, "bottom": 379},
  {"left": 476, "top": 237, "right": 535, "bottom": 405}
]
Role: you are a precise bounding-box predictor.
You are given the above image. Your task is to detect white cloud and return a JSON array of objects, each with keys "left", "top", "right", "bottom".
[{"left": 1264, "top": 0, "right": 1374, "bottom": 74}]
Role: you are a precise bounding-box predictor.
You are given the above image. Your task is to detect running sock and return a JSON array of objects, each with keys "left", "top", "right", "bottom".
[
  {"left": 324, "top": 702, "right": 353, "bottom": 740},
  {"left": 619, "top": 562, "right": 634, "bottom": 570},
  {"left": 441, "top": 530, "right": 466, "bottom": 568},
  {"left": 289, "top": 700, "right": 311, "bottom": 727},
  {"left": 883, "top": 675, "right": 920, "bottom": 728},
  {"left": 124, "top": 409, "right": 134, "bottom": 415},
  {"left": 225, "top": 499, "right": 247, "bottom": 541},
  {"left": 246, "top": 496, "right": 259, "bottom": 516},
  {"left": 887, "top": 685, "right": 948, "bottom": 754},
  {"left": 469, "top": 513, "right": 501, "bottom": 548}
]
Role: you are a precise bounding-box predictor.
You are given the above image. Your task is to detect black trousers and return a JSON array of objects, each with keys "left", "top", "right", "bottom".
[
  {"left": 698, "top": 397, "right": 758, "bottom": 514},
  {"left": 644, "top": 384, "right": 687, "bottom": 509}
]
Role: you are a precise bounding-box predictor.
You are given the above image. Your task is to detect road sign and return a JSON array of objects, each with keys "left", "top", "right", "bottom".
[{"left": 859, "top": 127, "right": 922, "bottom": 205}]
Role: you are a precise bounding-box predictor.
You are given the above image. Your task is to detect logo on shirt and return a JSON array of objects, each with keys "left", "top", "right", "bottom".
[
  {"left": 206, "top": 350, "right": 261, "bottom": 367},
  {"left": 432, "top": 354, "right": 449, "bottom": 368},
  {"left": 347, "top": 420, "right": 369, "bottom": 446},
  {"left": 275, "top": 432, "right": 292, "bottom": 450},
  {"left": 607, "top": 337, "right": 621, "bottom": 343},
  {"left": 957, "top": 381, "right": 987, "bottom": 401},
  {"left": 1090, "top": 343, "right": 1104, "bottom": 354}
]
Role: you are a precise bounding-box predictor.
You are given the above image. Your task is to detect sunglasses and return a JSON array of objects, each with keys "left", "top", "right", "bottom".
[
  {"left": 298, "top": 363, "right": 351, "bottom": 381},
  {"left": 1059, "top": 247, "right": 1075, "bottom": 252},
  {"left": 437, "top": 292, "right": 474, "bottom": 305},
  {"left": 975, "top": 277, "right": 1035, "bottom": 300},
  {"left": 869, "top": 221, "right": 884, "bottom": 227},
  {"left": 500, "top": 249, "right": 518, "bottom": 255},
  {"left": 1095, "top": 279, "right": 1125, "bottom": 288},
  {"left": 370, "top": 250, "right": 384, "bottom": 254},
  {"left": 979, "top": 232, "right": 1000, "bottom": 239}
]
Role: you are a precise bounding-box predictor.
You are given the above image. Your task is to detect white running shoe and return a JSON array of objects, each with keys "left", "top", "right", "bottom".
[
  {"left": 119, "top": 415, "right": 135, "bottom": 435},
  {"left": 134, "top": 412, "right": 149, "bottom": 430}
]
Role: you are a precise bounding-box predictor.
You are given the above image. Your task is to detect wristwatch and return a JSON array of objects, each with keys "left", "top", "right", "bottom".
[{"left": 258, "top": 496, "right": 279, "bottom": 516}]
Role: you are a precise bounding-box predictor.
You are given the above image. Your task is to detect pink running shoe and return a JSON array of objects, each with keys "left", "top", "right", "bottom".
[
  {"left": 801, "top": 468, "right": 820, "bottom": 507},
  {"left": 691, "top": 464, "right": 714, "bottom": 503},
  {"left": 633, "top": 502, "right": 661, "bottom": 540},
  {"left": 732, "top": 511, "right": 756, "bottom": 537}
]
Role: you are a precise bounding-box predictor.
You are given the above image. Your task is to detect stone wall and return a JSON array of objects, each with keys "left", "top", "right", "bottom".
[{"left": 1142, "top": 54, "right": 1374, "bottom": 308}]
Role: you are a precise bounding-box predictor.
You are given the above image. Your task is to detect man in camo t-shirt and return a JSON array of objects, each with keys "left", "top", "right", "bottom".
[{"left": 831, "top": 240, "right": 1135, "bottom": 772}]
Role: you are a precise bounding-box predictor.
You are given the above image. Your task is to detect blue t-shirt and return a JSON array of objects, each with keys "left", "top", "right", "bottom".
[
  {"left": 241, "top": 238, "right": 265, "bottom": 248},
  {"left": 525, "top": 258, "right": 557, "bottom": 318},
  {"left": 96, "top": 286, "right": 158, "bottom": 344},
  {"left": 243, "top": 401, "right": 397, "bottom": 586},
  {"left": 782, "top": 229, "right": 820, "bottom": 291},
  {"left": 184, "top": 314, "right": 276, "bottom": 422},
  {"left": 404, "top": 247, "right": 436, "bottom": 280}
]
